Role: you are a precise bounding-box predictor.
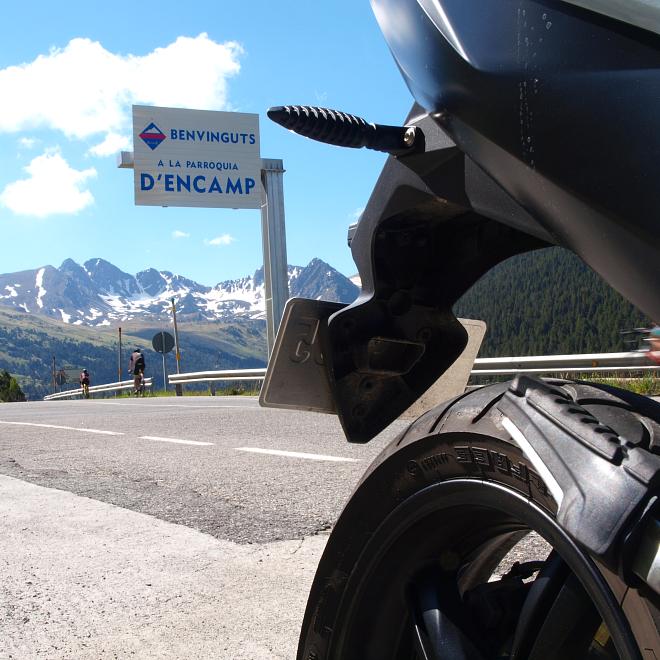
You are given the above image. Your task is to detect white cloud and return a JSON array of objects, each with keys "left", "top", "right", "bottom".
[
  {"left": 88, "top": 132, "right": 131, "bottom": 157},
  {"left": 0, "top": 34, "right": 243, "bottom": 147},
  {"left": 204, "top": 234, "right": 235, "bottom": 246},
  {"left": 0, "top": 149, "right": 96, "bottom": 217},
  {"left": 172, "top": 229, "right": 190, "bottom": 239},
  {"left": 18, "top": 137, "right": 37, "bottom": 149}
]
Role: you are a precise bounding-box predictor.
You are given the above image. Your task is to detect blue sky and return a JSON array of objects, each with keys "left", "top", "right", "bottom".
[{"left": 0, "top": 1, "right": 412, "bottom": 285}]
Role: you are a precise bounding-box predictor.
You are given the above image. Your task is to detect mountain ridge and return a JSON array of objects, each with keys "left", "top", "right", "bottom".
[
  {"left": 1, "top": 247, "right": 649, "bottom": 401},
  {"left": 0, "top": 257, "right": 359, "bottom": 327}
]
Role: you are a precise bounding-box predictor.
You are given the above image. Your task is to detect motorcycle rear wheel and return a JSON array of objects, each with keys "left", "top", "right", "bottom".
[{"left": 297, "top": 380, "right": 659, "bottom": 659}]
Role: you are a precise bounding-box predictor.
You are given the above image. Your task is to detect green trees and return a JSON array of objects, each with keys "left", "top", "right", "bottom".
[
  {"left": 0, "top": 370, "right": 26, "bottom": 402},
  {"left": 454, "top": 247, "right": 649, "bottom": 356}
]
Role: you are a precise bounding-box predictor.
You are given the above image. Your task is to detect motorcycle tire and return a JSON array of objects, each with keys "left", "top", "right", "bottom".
[{"left": 297, "top": 379, "right": 660, "bottom": 660}]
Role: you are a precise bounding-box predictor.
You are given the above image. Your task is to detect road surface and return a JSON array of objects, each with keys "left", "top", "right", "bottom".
[{"left": 0, "top": 397, "right": 405, "bottom": 659}]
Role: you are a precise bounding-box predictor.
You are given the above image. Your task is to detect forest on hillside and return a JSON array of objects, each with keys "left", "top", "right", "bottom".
[{"left": 454, "top": 247, "right": 650, "bottom": 357}]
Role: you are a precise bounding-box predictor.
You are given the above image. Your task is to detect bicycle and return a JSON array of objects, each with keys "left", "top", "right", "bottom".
[
  {"left": 79, "top": 369, "right": 90, "bottom": 399},
  {"left": 133, "top": 371, "right": 145, "bottom": 397}
]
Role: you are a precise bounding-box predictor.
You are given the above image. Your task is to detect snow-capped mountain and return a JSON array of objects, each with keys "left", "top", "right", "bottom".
[{"left": 0, "top": 258, "right": 359, "bottom": 327}]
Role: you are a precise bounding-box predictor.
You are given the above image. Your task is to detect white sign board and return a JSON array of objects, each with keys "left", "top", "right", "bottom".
[{"left": 132, "top": 105, "right": 261, "bottom": 209}]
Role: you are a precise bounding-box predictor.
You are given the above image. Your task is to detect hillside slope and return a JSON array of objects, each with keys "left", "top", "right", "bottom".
[
  {"left": 454, "top": 247, "right": 649, "bottom": 356},
  {"left": 0, "top": 307, "right": 266, "bottom": 400}
]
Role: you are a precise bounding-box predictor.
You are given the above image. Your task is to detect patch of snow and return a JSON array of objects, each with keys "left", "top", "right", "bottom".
[
  {"left": 20, "top": 303, "right": 29, "bottom": 312},
  {"left": 3, "top": 285, "right": 18, "bottom": 298},
  {"left": 60, "top": 309, "right": 71, "bottom": 323},
  {"left": 203, "top": 278, "right": 265, "bottom": 317},
  {"left": 35, "top": 267, "right": 46, "bottom": 308}
]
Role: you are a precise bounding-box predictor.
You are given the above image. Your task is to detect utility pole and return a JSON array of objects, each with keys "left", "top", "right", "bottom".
[
  {"left": 51, "top": 356, "right": 56, "bottom": 394},
  {"left": 171, "top": 298, "right": 182, "bottom": 396},
  {"left": 118, "top": 327, "right": 123, "bottom": 398}
]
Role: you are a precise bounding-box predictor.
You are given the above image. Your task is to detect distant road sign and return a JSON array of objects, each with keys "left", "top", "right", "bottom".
[
  {"left": 152, "top": 331, "right": 175, "bottom": 355},
  {"left": 132, "top": 105, "right": 262, "bottom": 209}
]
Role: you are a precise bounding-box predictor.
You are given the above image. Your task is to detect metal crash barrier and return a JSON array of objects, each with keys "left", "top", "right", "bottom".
[
  {"left": 471, "top": 351, "right": 655, "bottom": 376},
  {"left": 42, "top": 351, "right": 657, "bottom": 400},
  {"left": 166, "top": 368, "right": 267, "bottom": 385},
  {"left": 44, "top": 378, "right": 153, "bottom": 400}
]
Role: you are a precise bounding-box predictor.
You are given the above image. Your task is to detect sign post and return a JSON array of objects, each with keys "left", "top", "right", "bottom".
[
  {"left": 152, "top": 331, "right": 175, "bottom": 391},
  {"left": 122, "top": 104, "right": 289, "bottom": 357},
  {"left": 260, "top": 159, "right": 289, "bottom": 353},
  {"left": 170, "top": 299, "right": 183, "bottom": 396},
  {"left": 132, "top": 105, "right": 262, "bottom": 209}
]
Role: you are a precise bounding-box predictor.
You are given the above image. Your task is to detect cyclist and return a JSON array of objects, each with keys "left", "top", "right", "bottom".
[
  {"left": 79, "top": 369, "right": 90, "bottom": 399},
  {"left": 128, "top": 348, "right": 146, "bottom": 396}
]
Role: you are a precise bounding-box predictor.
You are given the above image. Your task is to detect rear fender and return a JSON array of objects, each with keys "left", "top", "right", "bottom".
[
  {"left": 261, "top": 109, "right": 548, "bottom": 443},
  {"left": 326, "top": 109, "right": 547, "bottom": 443}
]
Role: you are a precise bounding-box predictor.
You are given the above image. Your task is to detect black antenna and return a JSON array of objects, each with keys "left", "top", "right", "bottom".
[{"left": 267, "top": 105, "right": 420, "bottom": 156}]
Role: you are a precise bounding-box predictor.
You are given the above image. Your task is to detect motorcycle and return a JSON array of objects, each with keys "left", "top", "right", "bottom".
[{"left": 261, "top": 1, "right": 660, "bottom": 657}]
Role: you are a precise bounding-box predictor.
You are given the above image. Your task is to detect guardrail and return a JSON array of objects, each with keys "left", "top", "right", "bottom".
[
  {"left": 166, "top": 352, "right": 656, "bottom": 385},
  {"left": 44, "top": 378, "right": 153, "bottom": 401},
  {"left": 470, "top": 351, "right": 656, "bottom": 376},
  {"left": 43, "top": 352, "right": 657, "bottom": 400},
  {"left": 167, "top": 369, "right": 267, "bottom": 385}
]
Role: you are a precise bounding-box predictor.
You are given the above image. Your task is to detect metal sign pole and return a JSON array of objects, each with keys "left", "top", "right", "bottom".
[
  {"left": 161, "top": 330, "right": 167, "bottom": 391},
  {"left": 171, "top": 298, "right": 183, "bottom": 396},
  {"left": 117, "top": 327, "right": 122, "bottom": 398},
  {"left": 260, "top": 159, "right": 290, "bottom": 356}
]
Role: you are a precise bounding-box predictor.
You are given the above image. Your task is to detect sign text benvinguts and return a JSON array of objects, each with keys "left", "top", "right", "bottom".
[{"left": 132, "top": 105, "right": 262, "bottom": 209}]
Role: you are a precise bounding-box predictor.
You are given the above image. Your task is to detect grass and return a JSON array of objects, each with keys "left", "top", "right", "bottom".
[
  {"left": 468, "top": 371, "right": 660, "bottom": 396},
  {"left": 113, "top": 383, "right": 261, "bottom": 398},
  {"left": 586, "top": 373, "right": 660, "bottom": 396}
]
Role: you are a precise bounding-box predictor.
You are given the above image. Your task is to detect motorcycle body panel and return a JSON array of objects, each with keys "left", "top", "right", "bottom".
[{"left": 264, "top": 0, "right": 660, "bottom": 444}]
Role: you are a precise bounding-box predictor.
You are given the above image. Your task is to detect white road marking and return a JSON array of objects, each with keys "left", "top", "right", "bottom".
[
  {"left": 140, "top": 435, "right": 214, "bottom": 446},
  {"left": 235, "top": 447, "right": 360, "bottom": 463},
  {"left": 0, "top": 420, "right": 123, "bottom": 436}
]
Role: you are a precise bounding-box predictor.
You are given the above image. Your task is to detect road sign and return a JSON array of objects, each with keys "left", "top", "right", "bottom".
[
  {"left": 152, "top": 331, "right": 175, "bottom": 354},
  {"left": 132, "top": 105, "right": 262, "bottom": 209}
]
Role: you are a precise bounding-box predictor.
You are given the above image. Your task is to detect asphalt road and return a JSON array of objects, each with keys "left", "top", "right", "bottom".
[
  {"left": 0, "top": 397, "right": 405, "bottom": 544},
  {"left": 0, "top": 396, "right": 407, "bottom": 659}
]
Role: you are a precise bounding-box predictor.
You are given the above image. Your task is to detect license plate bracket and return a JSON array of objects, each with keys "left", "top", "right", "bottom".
[{"left": 259, "top": 298, "right": 346, "bottom": 413}]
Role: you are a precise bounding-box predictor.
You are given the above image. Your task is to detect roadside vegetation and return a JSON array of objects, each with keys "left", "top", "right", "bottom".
[
  {"left": 115, "top": 383, "right": 261, "bottom": 398},
  {"left": 588, "top": 374, "right": 660, "bottom": 396},
  {"left": 0, "top": 370, "right": 26, "bottom": 402}
]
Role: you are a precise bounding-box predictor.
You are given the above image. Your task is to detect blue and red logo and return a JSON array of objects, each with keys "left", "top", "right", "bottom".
[{"left": 139, "top": 122, "right": 166, "bottom": 150}]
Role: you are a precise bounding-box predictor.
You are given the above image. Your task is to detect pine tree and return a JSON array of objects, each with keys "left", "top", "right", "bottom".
[{"left": 453, "top": 247, "right": 649, "bottom": 356}]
